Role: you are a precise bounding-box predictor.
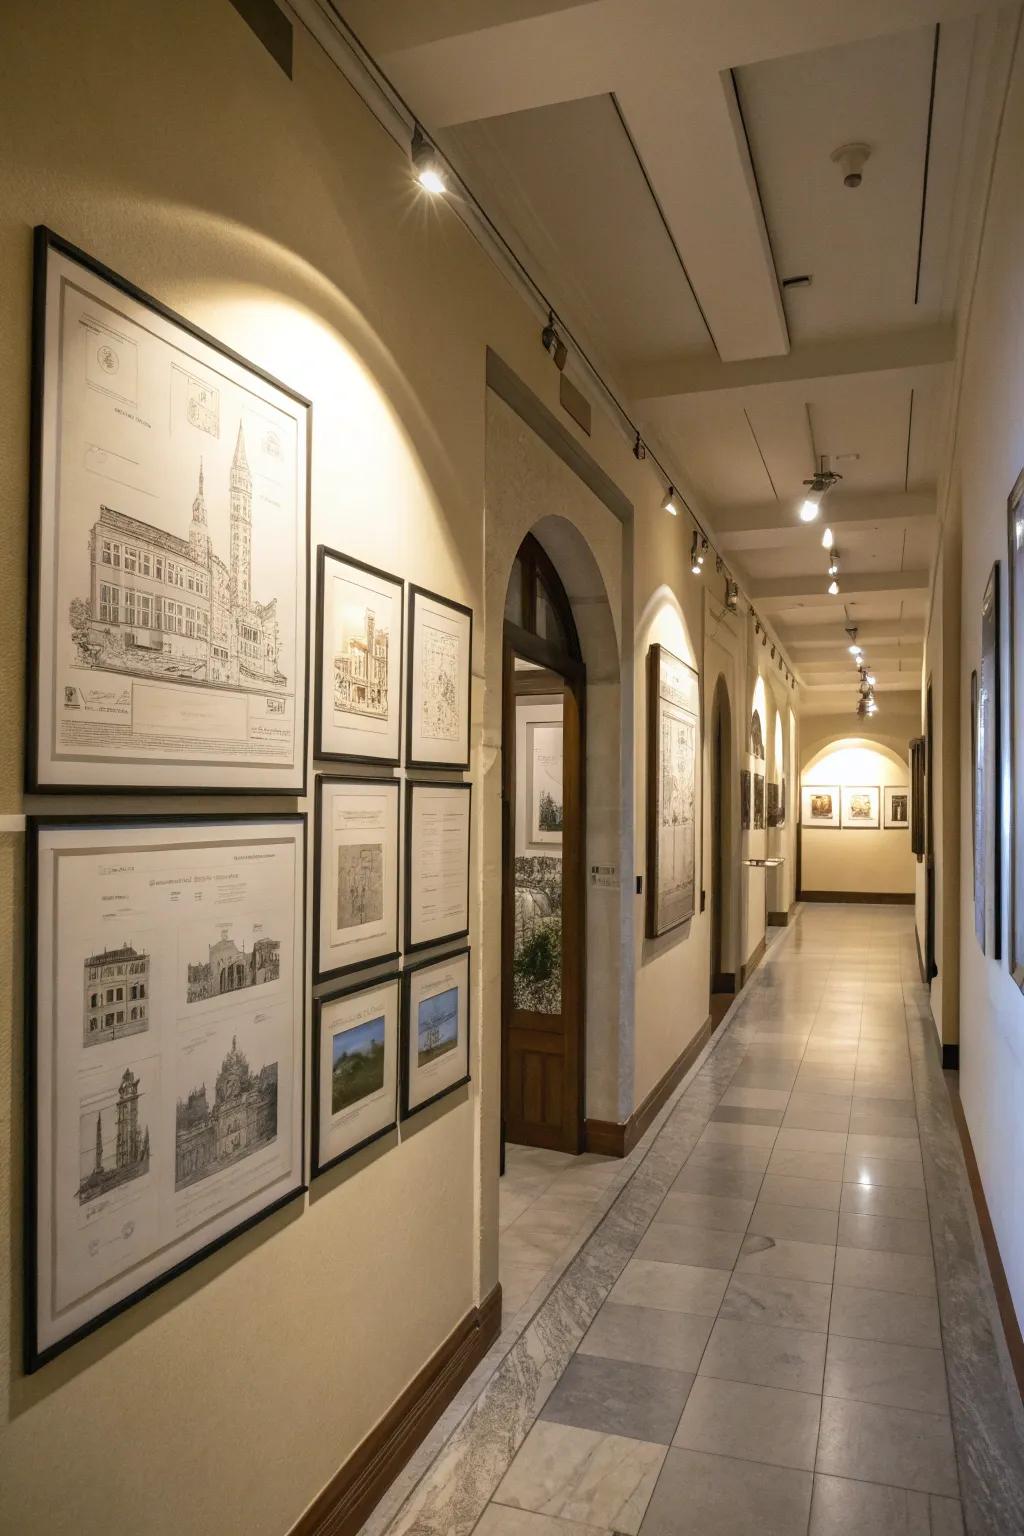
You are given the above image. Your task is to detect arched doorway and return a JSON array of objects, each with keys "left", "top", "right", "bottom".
[
  {"left": 501, "top": 533, "right": 586, "bottom": 1154},
  {"left": 709, "top": 674, "right": 734, "bottom": 1000}
]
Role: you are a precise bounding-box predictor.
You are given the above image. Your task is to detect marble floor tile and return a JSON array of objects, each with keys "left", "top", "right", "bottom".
[
  {"left": 685, "top": 1141, "right": 773, "bottom": 1174},
  {"left": 823, "top": 1334, "right": 948, "bottom": 1414},
  {"left": 635, "top": 1220, "right": 744, "bottom": 1270},
  {"left": 639, "top": 1448, "right": 812, "bottom": 1536},
  {"left": 669, "top": 1165, "right": 764, "bottom": 1200},
  {"left": 749, "top": 1199, "right": 839, "bottom": 1246},
  {"left": 608, "top": 1258, "right": 729, "bottom": 1317},
  {"left": 837, "top": 1212, "right": 932, "bottom": 1256},
  {"left": 578, "top": 1302, "right": 713, "bottom": 1373},
  {"left": 493, "top": 1421, "right": 666, "bottom": 1535},
  {"left": 808, "top": 1475, "right": 963, "bottom": 1535},
  {"left": 833, "top": 1246, "right": 936, "bottom": 1297},
  {"left": 710, "top": 1104, "right": 785, "bottom": 1127},
  {"left": 843, "top": 1154, "right": 925, "bottom": 1190},
  {"left": 720, "top": 1086, "right": 791, "bottom": 1110},
  {"left": 845, "top": 1133, "right": 922, "bottom": 1164},
  {"left": 828, "top": 1285, "right": 941, "bottom": 1349},
  {"left": 540, "top": 1354, "right": 693, "bottom": 1444},
  {"left": 815, "top": 1396, "right": 959, "bottom": 1498},
  {"left": 737, "top": 1234, "right": 837, "bottom": 1284},
  {"left": 839, "top": 1182, "right": 928, "bottom": 1221},
  {"left": 699, "top": 1316, "right": 826, "bottom": 1394},
  {"left": 674, "top": 1376, "right": 821, "bottom": 1470},
  {"left": 475, "top": 1505, "right": 613, "bottom": 1536},
  {"left": 776, "top": 1128, "right": 850, "bottom": 1155},
  {"left": 768, "top": 1147, "right": 847, "bottom": 1182},
  {"left": 783, "top": 1106, "right": 852, "bottom": 1134},
  {"left": 659, "top": 1189, "right": 756, "bottom": 1231},
  {"left": 698, "top": 1120, "right": 779, "bottom": 1148},
  {"left": 721, "top": 1272, "right": 832, "bottom": 1333},
  {"left": 759, "top": 1174, "right": 843, "bottom": 1211}
]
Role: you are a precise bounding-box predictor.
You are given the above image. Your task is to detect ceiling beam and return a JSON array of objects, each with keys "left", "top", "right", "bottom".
[
  {"left": 779, "top": 621, "right": 925, "bottom": 648},
  {"left": 750, "top": 570, "right": 930, "bottom": 607},
  {"left": 716, "top": 491, "right": 936, "bottom": 549}
]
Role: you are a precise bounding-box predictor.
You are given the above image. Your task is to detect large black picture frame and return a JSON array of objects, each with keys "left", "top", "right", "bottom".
[
  {"left": 1008, "top": 469, "right": 1024, "bottom": 989},
  {"left": 313, "top": 545, "right": 404, "bottom": 767},
  {"left": 314, "top": 774, "right": 401, "bottom": 984}
]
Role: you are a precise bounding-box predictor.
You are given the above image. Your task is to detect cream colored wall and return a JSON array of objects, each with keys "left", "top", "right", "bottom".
[
  {"left": 800, "top": 741, "right": 915, "bottom": 896},
  {"left": 703, "top": 592, "right": 746, "bottom": 983}
]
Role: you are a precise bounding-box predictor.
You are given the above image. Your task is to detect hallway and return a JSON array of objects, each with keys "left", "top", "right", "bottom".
[{"left": 365, "top": 907, "right": 1024, "bottom": 1536}]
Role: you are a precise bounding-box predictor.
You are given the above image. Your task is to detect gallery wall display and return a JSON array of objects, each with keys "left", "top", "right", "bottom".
[
  {"left": 1007, "top": 470, "right": 1024, "bottom": 989},
  {"left": 405, "top": 781, "right": 471, "bottom": 952},
  {"left": 28, "top": 228, "right": 310, "bottom": 794},
  {"left": 883, "top": 785, "right": 910, "bottom": 830},
  {"left": 975, "top": 562, "right": 1002, "bottom": 957},
  {"left": 405, "top": 585, "right": 472, "bottom": 770},
  {"left": 312, "top": 973, "right": 399, "bottom": 1177},
  {"left": 314, "top": 547, "right": 403, "bottom": 765},
  {"left": 401, "top": 948, "right": 471, "bottom": 1119},
  {"left": 841, "top": 785, "right": 880, "bottom": 829},
  {"left": 26, "top": 813, "right": 306, "bottom": 1370},
  {"left": 645, "top": 644, "right": 699, "bottom": 937},
  {"left": 801, "top": 785, "right": 840, "bottom": 829},
  {"left": 753, "top": 772, "right": 765, "bottom": 830},
  {"left": 314, "top": 776, "right": 400, "bottom": 982},
  {"left": 740, "top": 769, "right": 752, "bottom": 831}
]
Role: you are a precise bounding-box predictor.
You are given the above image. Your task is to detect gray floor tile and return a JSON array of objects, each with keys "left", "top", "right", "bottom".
[
  {"left": 809, "top": 1474, "right": 952, "bottom": 1534},
  {"left": 670, "top": 1165, "right": 764, "bottom": 1200},
  {"left": 711, "top": 1104, "right": 785, "bottom": 1127},
  {"left": 839, "top": 1183, "right": 928, "bottom": 1221},
  {"left": 846, "top": 1133, "right": 922, "bottom": 1164},
  {"left": 493, "top": 1421, "right": 666, "bottom": 1534},
  {"left": 848, "top": 1109, "right": 919, "bottom": 1137},
  {"left": 609, "top": 1258, "right": 729, "bottom": 1316},
  {"left": 833, "top": 1246, "right": 936, "bottom": 1297},
  {"left": 636, "top": 1220, "right": 744, "bottom": 1270},
  {"left": 816, "top": 1396, "right": 959, "bottom": 1497},
  {"left": 751, "top": 1199, "right": 839, "bottom": 1245},
  {"left": 699, "top": 1120, "right": 779, "bottom": 1148},
  {"left": 837, "top": 1212, "right": 933, "bottom": 1256},
  {"left": 475, "top": 1505, "right": 615, "bottom": 1536},
  {"left": 541, "top": 1354, "right": 693, "bottom": 1444},
  {"left": 828, "top": 1285, "right": 941, "bottom": 1349},
  {"left": 738, "top": 1234, "right": 837, "bottom": 1283},
  {"left": 823, "top": 1334, "right": 948, "bottom": 1414},
  {"left": 769, "top": 1147, "right": 847, "bottom": 1182},
  {"left": 720, "top": 1086, "right": 791, "bottom": 1111},
  {"left": 659, "top": 1189, "right": 755, "bottom": 1231},
  {"left": 721, "top": 1272, "right": 832, "bottom": 1332},
  {"left": 776, "top": 1128, "right": 849, "bottom": 1154},
  {"left": 784, "top": 1106, "right": 852, "bottom": 1134},
  {"left": 700, "top": 1316, "right": 826, "bottom": 1393},
  {"left": 760, "top": 1174, "right": 843, "bottom": 1211},
  {"left": 579, "top": 1303, "right": 713, "bottom": 1373},
  {"left": 674, "top": 1376, "right": 821, "bottom": 1470},
  {"left": 844, "top": 1154, "right": 924, "bottom": 1190},
  {"left": 686, "top": 1142, "right": 773, "bottom": 1173},
  {"left": 639, "top": 1448, "right": 812, "bottom": 1536}
]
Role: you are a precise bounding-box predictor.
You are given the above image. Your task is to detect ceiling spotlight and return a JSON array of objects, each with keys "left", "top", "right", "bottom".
[
  {"left": 725, "top": 578, "right": 739, "bottom": 612},
  {"left": 828, "top": 550, "right": 840, "bottom": 577},
  {"left": 828, "top": 578, "right": 840, "bottom": 596},
  {"left": 865, "top": 672, "right": 876, "bottom": 686},
  {"left": 799, "top": 464, "right": 843, "bottom": 523},
  {"left": 633, "top": 432, "right": 646, "bottom": 461},
  {"left": 690, "top": 532, "right": 703, "bottom": 575},
  {"left": 411, "top": 127, "right": 447, "bottom": 194},
  {"left": 831, "top": 141, "right": 871, "bottom": 190},
  {"left": 822, "top": 527, "right": 834, "bottom": 549},
  {"left": 541, "top": 311, "right": 568, "bottom": 371},
  {"left": 664, "top": 485, "right": 681, "bottom": 517},
  {"left": 799, "top": 490, "right": 822, "bottom": 523}
]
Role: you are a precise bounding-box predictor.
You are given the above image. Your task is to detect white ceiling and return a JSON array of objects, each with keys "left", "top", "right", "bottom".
[{"left": 338, "top": 0, "right": 1005, "bottom": 710}]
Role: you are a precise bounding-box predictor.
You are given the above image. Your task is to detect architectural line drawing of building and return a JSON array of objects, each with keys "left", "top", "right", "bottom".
[
  {"left": 333, "top": 607, "right": 389, "bottom": 718},
  {"left": 185, "top": 927, "right": 280, "bottom": 1004},
  {"left": 77, "top": 1066, "right": 150, "bottom": 1205},
  {"left": 73, "top": 422, "right": 286, "bottom": 691},
  {"left": 83, "top": 943, "right": 150, "bottom": 1046},
  {"left": 174, "top": 1036, "right": 278, "bottom": 1190}
]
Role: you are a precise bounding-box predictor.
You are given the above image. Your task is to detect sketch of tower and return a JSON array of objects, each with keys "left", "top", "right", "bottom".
[
  {"left": 94, "top": 1111, "right": 103, "bottom": 1175},
  {"left": 189, "top": 458, "right": 210, "bottom": 564},
  {"left": 77, "top": 1065, "right": 151, "bottom": 1205},
  {"left": 229, "top": 422, "right": 252, "bottom": 608},
  {"left": 115, "top": 1067, "right": 143, "bottom": 1168}
]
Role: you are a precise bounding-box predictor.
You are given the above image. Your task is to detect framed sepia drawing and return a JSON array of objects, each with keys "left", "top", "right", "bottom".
[
  {"left": 801, "top": 785, "right": 840, "bottom": 829},
  {"left": 883, "top": 786, "right": 910, "bottom": 830},
  {"left": 753, "top": 772, "right": 766, "bottom": 830},
  {"left": 645, "top": 644, "right": 700, "bottom": 937},
  {"left": 975, "top": 562, "right": 1001, "bottom": 956},
  {"left": 405, "top": 585, "right": 472, "bottom": 770},
  {"left": 314, "top": 546, "right": 403, "bottom": 765},
  {"left": 401, "top": 947, "right": 471, "bottom": 1119},
  {"left": 405, "top": 781, "right": 471, "bottom": 953},
  {"left": 26, "top": 813, "right": 306, "bottom": 1371},
  {"left": 1008, "top": 471, "right": 1024, "bottom": 988},
  {"left": 740, "top": 769, "right": 751, "bottom": 830},
  {"left": 312, "top": 973, "right": 399, "bottom": 1177},
  {"left": 28, "top": 227, "right": 310, "bottom": 794},
  {"left": 314, "top": 776, "right": 400, "bottom": 982},
  {"left": 841, "top": 785, "right": 880, "bottom": 829}
]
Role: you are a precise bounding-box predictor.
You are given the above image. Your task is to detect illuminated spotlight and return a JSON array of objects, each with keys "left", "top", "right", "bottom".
[
  {"left": 799, "top": 490, "right": 822, "bottom": 522},
  {"left": 865, "top": 672, "right": 877, "bottom": 686},
  {"left": 690, "top": 532, "right": 703, "bottom": 575},
  {"left": 827, "top": 578, "right": 840, "bottom": 596},
  {"left": 848, "top": 643, "right": 862, "bottom": 657},
  {"left": 663, "top": 485, "right": 681, "bottom": 516},
  {"left": 411, "top": 127, "right": 447, "bottom": 194},
  {"left": 822, "top": 526, "right": 834, "bottom": 549}
]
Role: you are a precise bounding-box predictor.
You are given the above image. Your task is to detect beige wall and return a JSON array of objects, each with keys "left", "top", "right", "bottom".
[{"left": 800, "top": 741, "right": 915, "bottom": 897}]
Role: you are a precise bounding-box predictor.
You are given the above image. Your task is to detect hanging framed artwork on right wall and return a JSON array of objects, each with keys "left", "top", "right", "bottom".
[{"left": 1008, "top": 469, "right": 1024, "bottom": 989}]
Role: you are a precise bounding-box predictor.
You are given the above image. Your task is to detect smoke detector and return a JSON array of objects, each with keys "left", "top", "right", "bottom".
[{"left": 831, "top": 142, "right": 871, "bottom": 188}]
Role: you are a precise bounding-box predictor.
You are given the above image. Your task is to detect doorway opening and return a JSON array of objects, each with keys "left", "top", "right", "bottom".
[
  {"left": 709, "top": 674, "right": 735, "bottom": 1024},
  {"left": 501, "top": 534, "right": 586, "bottom": 1156}
]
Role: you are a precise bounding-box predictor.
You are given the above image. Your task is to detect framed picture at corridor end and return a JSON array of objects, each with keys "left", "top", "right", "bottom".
[
  {"left": 312, "top": 974, "right": 399, "bottom": 1177},
  {"left": 646, "top": 643, "right": 699, "bottom": 938},
  {"left": 25, "top": 814, "right": 306, "bottom": 1371},
  {"left": 401, "top": 948, "right": 471, "bottom": 1119},
  {"left": 801, "top": 785, "right": 840, "bottom": 829},
  {"left": 1007, "top": 468, "right": 1024, "bottom": 988},
  {"left": 405, "top": 781, "right": 471, "bottom": 952},
  {"left": 315, "top": 546, "right": 403, "bottom": 765},
  {"left": 314, "top": 776, "right": 400, "bottom": 982},
  {"left": 405, "top": 585, "right": 472, "bottom": 769},
  {"left": 27, "top": 228, "right": 310, "bottom": 793}
]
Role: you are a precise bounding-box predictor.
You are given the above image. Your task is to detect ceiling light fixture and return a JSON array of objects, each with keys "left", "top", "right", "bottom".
[
  {"left": 690, "top": 532, "right": 703, "bottom": 575},
  {"left": 541, "top": 310, "right": 568, "bottom": 372},
  {"left": 831, "top": 141, "right": 871, "bottom": 189},
  {"left": 822, "top": 527, "right": 834, "bottom": 549},
  {"left": 799, "top": 460, "right": 842, "bottom": 523},
  {"left": 828, "top": 578, "right": 840, "bottom": 596},
  {"left": 411, "top": 126, "right": 447, "bottom": 194},
  {"left": 663, "top": 485, "right": 680, "bottom": 517}
]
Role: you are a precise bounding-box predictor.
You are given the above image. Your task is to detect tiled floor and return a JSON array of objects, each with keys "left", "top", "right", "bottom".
[
  {"left": 500, "top": 1147, "right": 618, "bottom": 1315},
  {"left": 365, "top": 906, "right": 1024, "bottom": 1536}
]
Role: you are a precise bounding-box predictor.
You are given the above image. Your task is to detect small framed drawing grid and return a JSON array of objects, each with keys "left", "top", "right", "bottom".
[
  {"left": 314, "top": 775, "right": 400, "bottom": 983},
  {"left": 404, "top": 781, "right": 471, "bottom": 953},
  {"left": 405, "top": 585, "right": 473, "bottom": 770},
  {"left": 314, "top": 546, "right": 404, "bottom": 766}
]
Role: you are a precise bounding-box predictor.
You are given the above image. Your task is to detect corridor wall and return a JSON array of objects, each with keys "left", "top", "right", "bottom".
[{"left": 800, "top": 740, "right": 915, "bottom": 898}]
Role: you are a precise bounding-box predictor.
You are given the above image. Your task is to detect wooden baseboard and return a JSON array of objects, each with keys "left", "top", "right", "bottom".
[
  {"left": 740, "top": 936, "right": 766, "bottom": 987},
  {"left": 798, "top": 890, "right": 915, "bottom": 905},
  {"left": 915, "top": 924, "right": 928, "bottom": 984},
  {"left": 290, "top": 1285, "right": 502, "bottom": 1536},
  {"left": 945, "top": 1085, "right": 1024, "bottom": 1405},
  {"left": 585, "top": 1011, "right": 717, "bottom": 1158},
  {"left": 942, "top": 1043, "right": 960, "bottom": 1070},
  {"left": 767, "top": 909, "right": 789, "bottom": 926},
  {"left": 711, "top": 971, "right": 736, "bottom": 995}
]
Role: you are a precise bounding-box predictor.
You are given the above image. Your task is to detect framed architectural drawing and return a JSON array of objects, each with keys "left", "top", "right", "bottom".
[
  {"left": 314, "top": 547, "right": 403, "bottom": 765},
  {"left": 910, "top": 737, "right": 926, "bottom": 858},
  {"left": 645, "top": 644, "right": 700, "bottom": 937},
  {"left": 883, "top": 786, "right": 910, "bottom": 830},
  {"left": 1008, "top": 471, "right": 1024, "bottom": 988},
  {"left": 801, "top": 785, "right": 840, "bottom": 829},
  {"left": 405, "top": 781, "right": 471, "bottom": 953},
  {"left": 753, "top": 772, "right": 766, "bottom": 830},
  {"left": 401, "top": 948, "right": 471, "bottom": 1119},
  {"left": 28, "top": 228, "right": 310, "bottom": 793},
  {"left": 405, "top": 585, "right": 472, "bottom": 770},
  {"left": 841, "top": 785, "right": 880, "bottom": 828},
  {"left": 314, "top": 776, "right": 400, "bottom": 982},
  {"left": 975, "top": 562, "right": 1001, "bottom": 956},
  {"left": 312, "top": 973, "right": 399, "bottom": 1177},
  {"left": 749, "top": 710, "right": 765, "bottom": 760},
  {"left": 25, "top": 813, "right": 305, "bottom": 1370},
  {"left": 740, "top": 769, "right": 751, "bottom": 830}
]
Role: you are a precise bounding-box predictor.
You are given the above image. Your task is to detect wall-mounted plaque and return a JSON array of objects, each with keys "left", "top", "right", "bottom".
[
  {"left": 26, "top": 814, "right": 306, "bottom": 1370},
  {"left": 312, "top": 973, "right": 399, "bottom": 1177},
  {"left": 28, "top": 228, "right": 310, "bottom": 793},
  {"left": 315, "top": 547, "right": 403, "bottom": 766},
  {"left": 401, "top": 948, "right": 471, "bottom": 1119},
  {"left": 646, "top": 644, "right": 700, "bottom": 937},
  {"left": 406, "top": 585, "right": 472, "bottom": 770},
  {"left": 405, "top": 781, "right": 471, "bottom": 953},
  {"left": 314, "top": 776, "right": 400, "bottom": 982}
]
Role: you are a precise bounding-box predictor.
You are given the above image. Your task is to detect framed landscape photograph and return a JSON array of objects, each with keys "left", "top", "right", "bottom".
[
  {"left": 646, "top": 644, "right": 700, "bottom": 937},
  {"left": 28, "top": 227, "right": 310, "bottom": 793},
  {"left": 883, "top": 786, "right": 910, "bottom": 830},
  {"left": 312, "top": 973, "right": 399, "bottom": 1177},
  {"left": 26, "top": 813, "right": 306, "bottom": 1370},
  {"left": 405, "top": 781, "right": 471, "bottom": 953},
  {"left": 405, "top": 585, "right": 472, "bottom": 770},
  {"left": 975, "top": 562, "right": 1002, "bottom": 956},
  {"left": 314, "top": 776, "right": 400, "bottom": 982},
  {"left": 401, "top": 948, "right": 471, "bottom": 1120},
  {"left": 841, "top": 785, "right": 880, "bottom": 829},
  {"left": 801, "top": 785, "right": 840, "bottom": 829},
  {"left": 314, "top": 547, "right": 403, "bottom": 765},
  {"left": 1008, "top": 471, "right": 1024, "bottom": 988}
]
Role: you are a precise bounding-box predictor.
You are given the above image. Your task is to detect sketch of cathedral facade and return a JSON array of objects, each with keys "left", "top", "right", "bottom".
[
  {"left": 186, "top": 928, "right": 280, "bottom": 1004},
  {"left": 78, "top": 1066, "right": 151, "bottom": 1205},
  {"left": 334, "top": 608, "right": 389, "bottom": 718},
  {"left": 83, "top": 943, "right": 150, "bottom": 1046},
  {"left": 72, "top": 422, "right": 286, "bottom": 691},
  {"left": 174, "top": 1036, "right": 278, "bottom": 1190}
]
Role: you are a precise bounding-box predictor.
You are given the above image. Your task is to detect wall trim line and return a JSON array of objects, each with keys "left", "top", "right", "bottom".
[
  {"left": 740, "top": 935, "right": 767, "bottom": 986},
  {"left": 799, "top": 890, "right": 915, "bottom": 905},
  {"left": 585, "top": 1011, "right": 716, "bottom": 1157}
]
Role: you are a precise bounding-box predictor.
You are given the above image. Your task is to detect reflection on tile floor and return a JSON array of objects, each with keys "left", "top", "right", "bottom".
[{"left": 365, "top": 907, "right": 1024, "bottom": 1536}]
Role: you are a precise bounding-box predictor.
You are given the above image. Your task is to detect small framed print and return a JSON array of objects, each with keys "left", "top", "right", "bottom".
[
  {"left": 883, "top": 786, "right": 911, "bottom": 830},
  {"left": 645, "top": 644, "right": 699, "bottom": 937},
  {"left": 740, "top": 769, "right": 752, "bottom": 830},
  {"left": 753, "top": 772, "right": 766, "bottom": 830},
  {"left": 314, "top": 546, "right": 403, "bottom": 765},
  {"left": 801, "top": 785, "right": 840, "bottom": 829},
  {"left": 406, "top": 585, "right": 472, "bottom": 770},
  {"left": 401, "top": 948, "right": 471, "bottom": 1120},
  {"left": 842, "top": 785, "right": 880, "bottom": 829},
  {"left": 312, "top": 973, "right": 399, "bottom": 1177},
  {"left": 314, "top": 776, "right": 400, "bottom": 983},
  {"left": 405, "top": 781, "right": 471, "bottom": 952}
]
